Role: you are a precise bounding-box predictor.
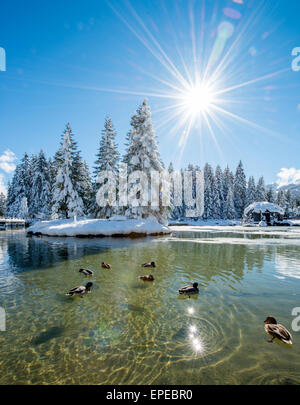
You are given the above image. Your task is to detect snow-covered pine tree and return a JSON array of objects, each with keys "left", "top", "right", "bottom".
[
  {"left": 214, "top": 165, "right": 223, "bottom": 219},
  {"left": 0, "top": 192, "right": 6, "bottom": 217},
  {"left": 168, "top": 162, "right": 177, "bottom": 220},
  {"left": 222, "top": 165, "right": 234, "bottom": 218},
  {"left": 246, "top": 176, "right": 256, "bottom": 206},
  {"left": 256, "top": 176, "right": 266, "bottom": 201},
  {"left": 122, "top": 99, "right": 166, "bottom": 221},
  {"left": 72, "top": 152, "right": 93, "bottom": 215},
  {"left": 284, "top": 189, "right": 293, "bottom": 216},
  {"left": 48, "top": 157, "right": 56, "bottom": 211},
  {"left": 30, "top": 150, "right": 52, "bottom": 220},
  {"left": 266, "top": 188, "right": 276, "bottom": 203},
  {"left": 233, "top": 160, "right": 246, "bottom": 218},
  {"left": 223, "top": 185, "right": 236, "bottom": 220},
  {"left": 92, "top": 116, "right": 120, "bottom": 218},
  {"left": 5, "top": 181, "right": 15, "bottom": 217},
  {"left": 5, "top": 153, "right": 32, "bottom": 218},
  {"left": 211, "top": 174, "right": 221, "bottom": 219},
  {"left": 51, "top": 125, "right": 84, "bottom": 219},
  {"left": 184, "top": 163, "right": 196, "bottom": 219},
  {"left": 203, "top": 163, "right": 214, "bottom": 219},
  {"left": 5, "top": 181, "right": 13, "bottom": 217},
  {"left": 276, "top": 189, "right": 286, "bottom": 208},
  {"left": 19, "top": 196, "right": 29, "bottom": 219}
]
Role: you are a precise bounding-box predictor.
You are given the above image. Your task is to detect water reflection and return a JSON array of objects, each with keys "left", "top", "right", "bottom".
[{"left": 0, "top": 228, "right": 300, "bottom": 384}]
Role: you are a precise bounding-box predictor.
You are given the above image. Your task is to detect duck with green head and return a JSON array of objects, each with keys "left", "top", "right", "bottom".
[
  {"left": 142, "top": 261, "right": 156, "bottom": 268},
  {"left": 66, "top": 282, "right": 93, "bottom": 297},
  {"left": 178, "top": 282, "right": 199, "bottom": 298}
]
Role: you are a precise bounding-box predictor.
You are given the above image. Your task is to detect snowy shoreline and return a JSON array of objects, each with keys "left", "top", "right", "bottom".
[
  {"left": 168, "top": 219, "right": 241, "bottom": 226},
  {"left": 27, "top": 217, "right": 171, "bottom": 237}
]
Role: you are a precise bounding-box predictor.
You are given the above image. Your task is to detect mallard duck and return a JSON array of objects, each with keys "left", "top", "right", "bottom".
[
  {"left": 142, "top": 261, "right": 156, "bottom": 268},
  {"left": 178, "top": 282, "right": 199, "bottom": 297},
  {"left": 264, "top": 316, "right": 292, "bottom": 344},
  {"left": 79, "top": 268, "right": 94, "bottom": 276},
  {"left": 66, "top": 282, "right": 93, "bottom": 297},
  {"left": 139, "top": 274, "right": 155, "bottom": 281},
  {"left": 101, "top": 262, "right": 111, "bottom": 269}
]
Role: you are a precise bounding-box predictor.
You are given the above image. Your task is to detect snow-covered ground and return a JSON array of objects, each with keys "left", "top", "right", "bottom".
[
  {"left": 27, "top": 217, "right": 171, "bottom": 237},
  {"left": 286, "top": 219, "right": 300, "bottom": 226}
]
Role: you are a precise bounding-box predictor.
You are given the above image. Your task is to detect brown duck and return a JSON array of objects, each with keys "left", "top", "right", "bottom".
[
  {"left": 139, "top": 274, "right": 155, "bottom": 281},
  {"left": 101, "top": 262, "right": 111, "bottom": 269},
  {"left": 264, "top": 316, "right": 292, "bottom": 345}
]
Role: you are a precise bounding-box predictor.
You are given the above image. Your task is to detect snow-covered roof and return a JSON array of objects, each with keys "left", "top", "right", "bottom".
[{"left": 244, "top": 201, "right": 284, "bottom": 216}]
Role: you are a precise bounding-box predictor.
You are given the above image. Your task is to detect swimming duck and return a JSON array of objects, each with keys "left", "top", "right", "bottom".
[
  {"left": 139, "top": 274, "right": 155, "bottom": 281},
  {"left": 178, "top": 282, "right": 199, "bottom": 297},
  {"left": 264, "top": 316, "right": 292, "bottom": 344},
  {"left": 101, "top": 262, "right": 111, "bottom": 269},
  {"left": 79, "top": 268, "right": 94, "bottom": 276},
  {"left": 66, "top": 282, "right": 93, "bottom": 297},
  {"left": 142, "top": 261, "right": 156, "bottom": 268}
]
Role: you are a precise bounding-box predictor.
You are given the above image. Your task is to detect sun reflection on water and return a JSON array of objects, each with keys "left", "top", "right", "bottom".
[{"left": 188, "top": 321, "right": 205, "bottom": 354}]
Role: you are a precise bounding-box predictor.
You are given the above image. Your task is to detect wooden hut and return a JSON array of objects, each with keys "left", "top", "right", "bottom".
[{"left": 243, "top": 202, "right": 284, "bottom": 226}]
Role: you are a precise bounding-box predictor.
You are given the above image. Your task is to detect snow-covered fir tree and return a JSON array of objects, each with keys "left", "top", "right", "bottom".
[
  {"left": 0, "top": 192, "right": 6, "bottom": 217},
  {"left": 72, "top": 152, "right": 93, "bottom": 215},
  {"left": 222, "top": 165, "right": 234, "bottom": 211},
  {"left": 92, "top": 117, "right": 120, "bottom": 218},
  {"left": 213, "top": 165, "right": 223, "bottom": 219},
  {"left": 223, "top": 185, "right": 236, "bottom": 219},
  {"left": 266, "top": 188, "right": 276, "bottom": 203},
  {"left": 184, "top": 163, "right": 196, "bottom": 219},
  {"left": 276, "top": 189, "right": 286, "bottom": 208},
  {"left": 6, "top": 153, "right": 32, "bottom": 218},
  {"left": 30, "top": 150, "right": 52, "bottom": 220},
  {"left": 51, "top": 125, "right": 84, "bottom": 219},
  {"left": 233, "top": 160, "right": 247, "bottom": 218},
  {"left": 19, "top": 196, "right": 29, "bottom": 219},
  {"left": 48, "top": 157, "right": 56, "bottom": 210},
  {"left": 203, "top": 163, "right": 214, "bottom": 219},
  {"left": 246, "top": 176, "right": 256, "bottom": 206},
  {"left": 168, "top": 162, "right": 181, "bottom": 220},
  {"left": 122, "top": 99, "right": 166, "bottom": 221},
  {"left": 256, "top": 176, "right": 266, "bottom": 201},
  {"left": 284, "top": 189, "right": 293, "bottom": 215}
]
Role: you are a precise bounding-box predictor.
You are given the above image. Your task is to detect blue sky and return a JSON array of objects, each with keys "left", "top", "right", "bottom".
[{"left": 0, "top": 0, "right": 300, "bottom": 193}]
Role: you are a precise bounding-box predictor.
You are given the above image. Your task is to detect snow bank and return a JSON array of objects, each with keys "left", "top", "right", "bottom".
[
  {"left": 27, "top": 217, "right": 171, "bottom": 237},
  {"left": 244, "top": 201, "right": 284, "bottom": 216}
]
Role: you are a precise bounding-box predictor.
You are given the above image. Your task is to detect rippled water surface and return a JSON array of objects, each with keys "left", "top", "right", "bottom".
[{"left": 0, "top": 226, "right": 300, "bottom": 384}]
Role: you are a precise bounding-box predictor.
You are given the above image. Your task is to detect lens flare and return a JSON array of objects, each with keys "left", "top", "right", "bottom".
[{"left": 182, "top": 83, "right": 216, "bottom": 116}]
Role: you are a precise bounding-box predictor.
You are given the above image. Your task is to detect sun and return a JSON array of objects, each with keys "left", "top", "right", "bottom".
[{"left": 181, "top": 82, "right": 216, "bottom": 117}]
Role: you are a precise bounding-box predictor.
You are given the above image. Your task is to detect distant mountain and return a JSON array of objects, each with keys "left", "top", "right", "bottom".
[
  {"left": 267, "top": 180, "right": 300, "bottom": 199},
  {"left": 279, "top": 179, "right": 300, "bottom": 199}
]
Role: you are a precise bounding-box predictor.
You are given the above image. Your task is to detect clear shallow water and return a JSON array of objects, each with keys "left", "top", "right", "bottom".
[{"left": 0, "top": 227, "right": 300, "bottom": 385}]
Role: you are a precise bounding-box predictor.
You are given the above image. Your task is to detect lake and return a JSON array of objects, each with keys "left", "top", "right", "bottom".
[{"left": 0, "top": 226, "right": 300, "bottom": 384}]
